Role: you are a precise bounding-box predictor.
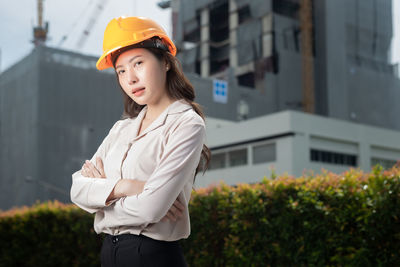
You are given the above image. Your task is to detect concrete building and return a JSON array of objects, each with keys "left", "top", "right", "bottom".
[
  {"left": 196, "top": 111, "right": 400, "bottom": 188},
  {"left": 172, "top": 0, "right": 400, "bottom": 130},
  {"left": 0, "top": 46, "right": 123, "bottom": 210},
  {"left": 167, "top": 0, "right": 400, "bottom": 186}
]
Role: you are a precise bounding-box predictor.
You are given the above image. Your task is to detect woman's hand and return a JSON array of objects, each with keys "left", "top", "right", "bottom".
[
  {"left": 81, "top": 157, "right": 106, "bottom": 178},
  {"left": 161, "top": 198, "right": 185, "bottom": 222}
]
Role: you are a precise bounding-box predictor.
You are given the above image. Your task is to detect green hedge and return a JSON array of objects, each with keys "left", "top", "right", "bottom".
[
  {"left": 1, "top": 165, "right": 399, "bottom": 266},
  {"left": 0, "top": 201, "right": 103, "bottom": 266},
  {"left": 184, "top": 165, "right": 400, "bottom": 266}
]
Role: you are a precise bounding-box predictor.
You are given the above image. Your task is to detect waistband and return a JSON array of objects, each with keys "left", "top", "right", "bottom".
[{"left": 104, "top": 233, "right": 178, "bottom": 245}]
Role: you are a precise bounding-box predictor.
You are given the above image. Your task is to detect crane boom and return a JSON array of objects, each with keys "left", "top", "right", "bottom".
[
  {"left": 75, "top": 0, "right": 109, "bottom": 49},
  {"left": 38, "top": 0, "right": 43, "bottom": 26}
]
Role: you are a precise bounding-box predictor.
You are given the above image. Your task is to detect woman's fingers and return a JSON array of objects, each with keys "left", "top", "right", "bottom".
[
  {"left": 166, "top": 211, "right": 177, "bottom": 221},
  {"left": 169, "top": 207, "right": 182, "bottom": 220},
  {"left": 160, "top": 199, "right": 186, "bottom": 222},
  {"left": 81, "top": 162, "right": 92, "bottom": 177},
  {"left": 161, "top": 212, "right": 174, "bottom": 222},
  {"left": 96, "top": 157, "right": 106, "bottom": 178},
  {"left": 173, "top": 199, "right": 185, "bottom": 212},
  {"left": 85, "top": 161, "right": 98, "bottom": 177},
  {"left": 161, "top": 212, "right": 173, "bottom": 222},
  {"left": 81, "top": 166, "right": 87, "bottom": 176},
  {"left": 170, "top": 199, "right": 184, "bottom": 218},
  {"left": 82, "top": 160, "right": 104, "bottom": 178},
  {"left": 166, "top": 199, "right": 185, "bottom": 220}
]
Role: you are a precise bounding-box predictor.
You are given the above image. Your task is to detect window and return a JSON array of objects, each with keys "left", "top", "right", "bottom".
[
  {"left": 371, "top": 158, "right": 397, "bottom": 170},
  {"left": 310, "top": 149, "right": 357, "bottom": 166},
  {"left": 210, "top": 46, "right": 230, "bottom": 74},
  {"left": 238, "top": 5, "right": 251, "bottom": 24},
  {"left": 210, "top": 1, "right": 229, "bottom": 42},
  {"left": 209, "top": 1, "right": 230, "bottom": 74},
  {"left": 209, "top": 152, "right": 226, "bottom": 170},
  {"left": 237, "top": 72, "right": 255, "bottom": 88},
  {"left": 228, "top": 149, "right": 248, "bottom": 167},
  {"left": 209, "top": 147, "right": 249, "bottom": 170},
  {"left": 253, "top": 143, "right": 276, "bottom": 164},
  {"left": 272, "top": 0, "right": 300, "bottom": 19}
]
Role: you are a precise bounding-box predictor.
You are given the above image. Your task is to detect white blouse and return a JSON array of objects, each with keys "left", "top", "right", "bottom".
[{"left": 70, "top": 99, "right": 205, "bottom": 241}]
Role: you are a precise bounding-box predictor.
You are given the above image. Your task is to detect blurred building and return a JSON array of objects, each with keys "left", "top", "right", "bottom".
[
  {"left": 197, "top": 111, "right": 400, "bottom": 188},
  {"left": 0, "top": 46, "right": 123, "bottom": 210},
  {"left": 1, "top": 0, "right": 400, "bottom": 210},
  {"left": 173, "top": 0, "right": 400, "bottom": 128},
  {"left": 168, "top": 0, "right": 400, "bottom": 186}
]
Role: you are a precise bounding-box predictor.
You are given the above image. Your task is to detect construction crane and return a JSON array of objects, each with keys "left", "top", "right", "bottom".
[
  {"left": 57, "top": 0, "right": 95, "bottom": 48},
  {"left": 32, "top": 0, "right": 48, "bottom": 46},
  {"left": 75, "top": 0, "right": 109, "bottom": 49},
  {"left": 299, "top": 0, "right": 315, "bottom": 113}
]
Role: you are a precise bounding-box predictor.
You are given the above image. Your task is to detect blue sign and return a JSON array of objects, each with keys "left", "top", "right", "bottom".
[{"left": 213, "top": 79, "right": 228, "bottom": 103}]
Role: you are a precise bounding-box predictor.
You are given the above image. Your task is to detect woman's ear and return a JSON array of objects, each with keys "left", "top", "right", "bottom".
[{"left": 164, "top": 57, "right": 170, "bottom": 71}]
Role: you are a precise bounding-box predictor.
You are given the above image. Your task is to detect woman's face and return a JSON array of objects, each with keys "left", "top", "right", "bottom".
[{"left": 115, "top": 48, "right": 170, "bottom": 107}]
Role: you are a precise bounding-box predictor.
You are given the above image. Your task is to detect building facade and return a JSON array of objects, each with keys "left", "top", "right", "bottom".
[
  {"left": 0, "top": 46, "right": 123, "bottom": 210},
  {"left": 172, "top": 0, "right": 400, "bottom": 130},
  {"left": 196, "top": 111, "right": 400, "bottom": 188},
  {"left": 168, "top": 0, "right": 400, "bottom": 187}
]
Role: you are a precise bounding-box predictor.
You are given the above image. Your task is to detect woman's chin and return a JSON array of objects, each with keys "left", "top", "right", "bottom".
[{"left": 131, "top": 98, "right": 147, "bottom": 106}]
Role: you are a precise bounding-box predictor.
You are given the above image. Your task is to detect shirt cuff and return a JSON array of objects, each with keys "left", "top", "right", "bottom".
[{"left": 87, "top": 178, "right": 120, "bottom": 207}]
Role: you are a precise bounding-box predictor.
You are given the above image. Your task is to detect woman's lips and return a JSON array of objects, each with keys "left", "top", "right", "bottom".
[{"left": 132, "top": 88, "right": 145, "bottom": 96}]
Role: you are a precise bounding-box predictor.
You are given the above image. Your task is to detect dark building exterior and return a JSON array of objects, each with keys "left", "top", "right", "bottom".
[
  {"left": 0, "top": 46, "right": 123, "bottom": 210},
  {"left": 173, "top": 0, "right": 400, "bottom": 129}
]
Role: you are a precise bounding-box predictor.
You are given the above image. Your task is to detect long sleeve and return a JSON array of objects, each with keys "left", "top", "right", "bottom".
[
  {"left": 70, "top": 120, "right": 123, "bottom": 213},
  {"left": 104, "top": 121, "right": 205, "bottom": 226}
]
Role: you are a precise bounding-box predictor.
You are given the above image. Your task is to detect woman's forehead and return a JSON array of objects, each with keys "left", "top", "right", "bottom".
[{"left": 115, "top": 48, "right": 151, "bottom": 66}]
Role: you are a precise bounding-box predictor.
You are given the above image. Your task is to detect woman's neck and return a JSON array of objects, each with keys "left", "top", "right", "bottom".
[{"left": 144, "top": 97, "right": 176, "bottom": 122}]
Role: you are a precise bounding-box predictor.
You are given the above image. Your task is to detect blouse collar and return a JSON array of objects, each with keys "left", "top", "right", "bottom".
[{"left": 130, "top": 99, "right": 193, "bottom": 140}]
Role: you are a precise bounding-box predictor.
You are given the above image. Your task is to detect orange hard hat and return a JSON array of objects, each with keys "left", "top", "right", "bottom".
[{"left": 96, "top": 16, "right": 176, "bottom": 70}]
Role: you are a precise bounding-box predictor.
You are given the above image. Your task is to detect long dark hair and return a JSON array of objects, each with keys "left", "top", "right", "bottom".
[{"left": 112, "top": 41, "right": 211, "bottom": 177}]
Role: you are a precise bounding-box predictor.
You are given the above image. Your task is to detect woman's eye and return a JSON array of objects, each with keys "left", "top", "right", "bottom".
[
  {"left": 134, "top": 61, "right": 143, "bottom": 67},
  {"left": 117, "top": 69, "right": 125, "bottom": 75}
]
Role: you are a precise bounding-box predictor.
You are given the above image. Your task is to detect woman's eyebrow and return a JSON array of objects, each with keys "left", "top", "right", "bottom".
[{"left": 115, "top": 55, "right": 142, "bottom": 69}]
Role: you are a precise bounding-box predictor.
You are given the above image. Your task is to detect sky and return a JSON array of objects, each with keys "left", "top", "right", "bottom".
[
  {"left": 0, "top": 0, "right": 400, "bottom": 72},
  {"left": 0, "top": 0, "right": 171, "bottom": 72}
]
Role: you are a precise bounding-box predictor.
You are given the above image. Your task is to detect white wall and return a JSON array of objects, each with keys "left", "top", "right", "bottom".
[{"left": 195, "top": 110, "right": 400, "bottom": 188}]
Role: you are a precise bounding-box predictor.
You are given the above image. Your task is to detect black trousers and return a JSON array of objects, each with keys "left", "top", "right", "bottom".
[{"left": 100, "top": 234, "right": 187, "bottom": 267}]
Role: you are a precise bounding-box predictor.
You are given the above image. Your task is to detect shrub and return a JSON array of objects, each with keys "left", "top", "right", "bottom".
[
  {"left": 182, "top": 165, "right": 400, "bottom": 266},
  {"left": 0, "top": 201, "right": 102, "bottom": 267}
]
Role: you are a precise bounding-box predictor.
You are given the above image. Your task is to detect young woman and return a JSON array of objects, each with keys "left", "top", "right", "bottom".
[{"left": 70, "top": 16, "right": 210, "bottom": 266}]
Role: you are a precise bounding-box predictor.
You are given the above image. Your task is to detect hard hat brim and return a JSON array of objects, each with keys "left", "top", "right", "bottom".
[{"left": 96, "top": 33, "right": 176, "bottom": 70}]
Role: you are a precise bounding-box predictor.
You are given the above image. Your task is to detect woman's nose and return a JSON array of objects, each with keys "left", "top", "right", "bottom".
[{"left": 127, "top": 69, "right": 138, "bottom": 84}]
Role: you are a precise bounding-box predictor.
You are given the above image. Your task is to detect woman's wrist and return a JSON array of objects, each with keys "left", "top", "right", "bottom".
[
  {"left": 113, "top": 179, "right": 127, "bottom": 198},
  {"left": 108, "top": 179, "right": 145, "bottom": 202},
  {"left": 123, "top": 179, "right": 145, "bottom": 196},
  {"left": 106, "top": 180, "right": 124, "bottom": 203}
]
